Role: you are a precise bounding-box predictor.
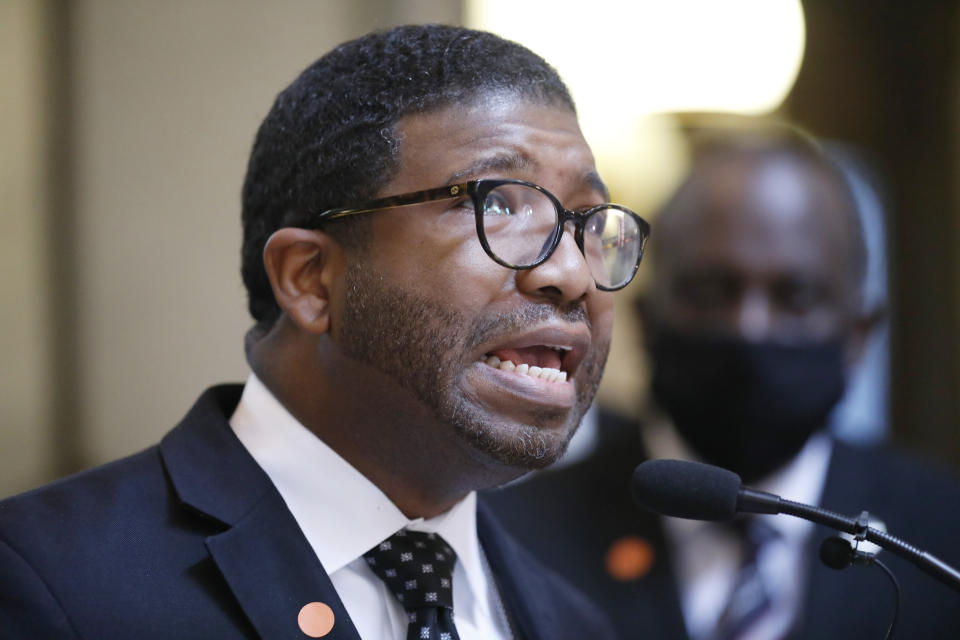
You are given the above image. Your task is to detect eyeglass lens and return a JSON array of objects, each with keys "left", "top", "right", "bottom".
[{"left": 480, "top": 183, "right": 642, "bottom": 289}]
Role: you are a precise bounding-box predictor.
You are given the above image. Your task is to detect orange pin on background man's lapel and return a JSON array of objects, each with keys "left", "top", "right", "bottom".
[{"left": 605, "top": 535, "right": 655, "bottom": 582}]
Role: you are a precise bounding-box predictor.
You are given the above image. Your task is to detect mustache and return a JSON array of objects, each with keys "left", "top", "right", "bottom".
[{"left": 466, "top": 302, "right": 589, "bottom": 348}]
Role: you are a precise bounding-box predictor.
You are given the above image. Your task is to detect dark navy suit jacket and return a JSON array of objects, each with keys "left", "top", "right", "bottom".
[
  {"left": 486, "top": 411, "right": 960, "bottom": 639},
  {"left": 0, "top": 385, "right": 616, "bottom": 639}
]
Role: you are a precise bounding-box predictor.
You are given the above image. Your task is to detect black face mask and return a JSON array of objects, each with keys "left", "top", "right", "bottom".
[{"left": 649, "top": 330, "right": 846, "bottom": 484}]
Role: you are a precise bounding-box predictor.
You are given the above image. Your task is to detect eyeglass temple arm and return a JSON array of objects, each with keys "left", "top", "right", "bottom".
[{"left": 317, "top": 183, "right": 472, "bottom": 220}]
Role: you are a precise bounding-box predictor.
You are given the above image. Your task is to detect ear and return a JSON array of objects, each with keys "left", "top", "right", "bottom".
[
  {"left": 262, "top": 228, "right": 345, "bottom": 335},
  {"left": 844, "top": 304, "right": 886, "bottom": 368}
]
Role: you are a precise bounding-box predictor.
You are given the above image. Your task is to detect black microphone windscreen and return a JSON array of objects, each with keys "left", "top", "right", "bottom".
[
  {"left": 631, "top": 459, "right": 741, "bottom": 521},
  {"left": 819, "top": 536, "right": 855, "bottom": 570}
]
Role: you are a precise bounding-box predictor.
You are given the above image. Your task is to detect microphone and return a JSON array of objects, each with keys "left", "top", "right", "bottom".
[
  {"left": 820, "top": 535, "right": 879, "bottom": 569},
  {"left": 819, "top": 534, "right": 902, "bottom": 640},
  {"left": 631, "top": 458, "right": 960, "bottom": 593}
]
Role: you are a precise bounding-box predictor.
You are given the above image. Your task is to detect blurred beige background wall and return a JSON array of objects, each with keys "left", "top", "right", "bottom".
[
  {"left": 1, "top": 0, "right": 460, "bottom": 497},
  {"left": 2, "top": 0, "right": 56, "bottom": 496}
]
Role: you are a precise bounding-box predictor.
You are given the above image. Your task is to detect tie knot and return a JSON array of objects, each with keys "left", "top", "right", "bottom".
[{"left": 363, "top": 530, "right": 458, "bottom": 610}]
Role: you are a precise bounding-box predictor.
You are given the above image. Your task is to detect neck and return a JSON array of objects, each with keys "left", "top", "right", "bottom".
[{"left": 250, "top": 322, "right": 522, "bottom": 519}]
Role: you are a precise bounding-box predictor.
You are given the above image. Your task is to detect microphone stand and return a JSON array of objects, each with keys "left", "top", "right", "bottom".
[
  {"left": 738, "top": 488, "right": 960, "bottom": 593},
  {"left": 820, "top": 512, "right": 902, "bottom": 640}
]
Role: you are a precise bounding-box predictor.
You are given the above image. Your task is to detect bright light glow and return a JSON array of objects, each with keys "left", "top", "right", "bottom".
[
  {"left": 465, "top": 0, "right": 805, "bottom": 117},
  {"left": 465, "top": 0, "right": 806, "bottom": 213}
]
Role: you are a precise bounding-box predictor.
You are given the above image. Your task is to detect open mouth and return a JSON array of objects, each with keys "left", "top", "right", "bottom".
[{"left": 479, "top": 345, "right": 571, "bottom": 384}]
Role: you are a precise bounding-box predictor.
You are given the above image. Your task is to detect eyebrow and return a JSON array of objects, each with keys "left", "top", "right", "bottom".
[
  {"left": 585, "top": 171, "right": 610, "bottom": 202},
  {"left": 445, "top": 153, "right": 532, "bottom": 184},
  {"left": 446, "top": 154, "right": 612, "bottom": 202}
]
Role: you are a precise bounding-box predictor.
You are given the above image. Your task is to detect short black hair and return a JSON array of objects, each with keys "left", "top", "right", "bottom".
[{"left": 240, "top": 24, "right": 575, "bottom": 329}]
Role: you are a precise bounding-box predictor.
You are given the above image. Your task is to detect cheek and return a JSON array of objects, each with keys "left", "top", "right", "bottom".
[
  {"left": 379, "top": 228, "right": 514, "bottom": 305},
  {"left": 797, "top": 308, "right": 849, "bottom": 341},
  {"left": 428, "top": 254, "right": 515, "bottom": 312}
]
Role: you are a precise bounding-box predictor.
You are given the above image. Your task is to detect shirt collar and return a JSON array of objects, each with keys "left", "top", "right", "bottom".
[{"left": 229, "top": 373, "right": 487, "bottom": 603}]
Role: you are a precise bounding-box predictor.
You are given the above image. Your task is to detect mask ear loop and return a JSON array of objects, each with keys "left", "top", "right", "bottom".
[{"left": 818, "top": 511, "right": 901, "bottom": 640}]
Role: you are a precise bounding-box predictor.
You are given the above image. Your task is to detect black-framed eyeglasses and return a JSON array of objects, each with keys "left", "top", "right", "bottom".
[{"left": 317, "top": 178, "right": 650, "bottom": 291}]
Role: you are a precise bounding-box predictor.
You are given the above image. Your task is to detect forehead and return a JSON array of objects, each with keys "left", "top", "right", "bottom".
[
  {"left": 658, "top": 154, "right": 856, "bottom": 280},
  {"left": 380, "top": 95, "right": 603, "bottom": 199}
]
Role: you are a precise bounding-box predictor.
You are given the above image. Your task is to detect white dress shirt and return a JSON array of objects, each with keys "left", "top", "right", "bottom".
[
  {"left": 644, "top": 419, "right": 833, "bottom": 640},
  {"left": 229, "top": 373, "right": 512, "bottom": 640}
]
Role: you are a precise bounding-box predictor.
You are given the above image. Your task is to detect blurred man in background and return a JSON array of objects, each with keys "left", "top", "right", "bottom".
[{"left": 488, "top": 122, "right": 960, "bottom": 639}]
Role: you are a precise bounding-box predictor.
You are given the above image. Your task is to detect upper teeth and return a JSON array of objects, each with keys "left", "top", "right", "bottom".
[{"left": 481, "top": 354, "right": 568, "bottom": 383}]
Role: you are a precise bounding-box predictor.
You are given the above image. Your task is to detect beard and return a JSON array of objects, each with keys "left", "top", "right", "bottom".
[{"left": 336, "top": 263, "right": 608, "bottom": 470}]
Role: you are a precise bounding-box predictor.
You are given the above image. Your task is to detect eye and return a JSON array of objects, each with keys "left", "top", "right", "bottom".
[
  {"left": 484, "top": 193, "right": 514, "bottom": 216},
  {"left": 674, "top": 273, "right": 739, "bottom": 310},
  {"left": 773, "top": 278, "right": 827, "bottom": 313},
  {"left": 450, "top": 197, "right": 475, "bottom": 213}
]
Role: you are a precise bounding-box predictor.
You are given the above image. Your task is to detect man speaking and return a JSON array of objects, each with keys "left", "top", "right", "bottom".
[{"left": 0, "top": 25, "right": 648, "bottom": 639}]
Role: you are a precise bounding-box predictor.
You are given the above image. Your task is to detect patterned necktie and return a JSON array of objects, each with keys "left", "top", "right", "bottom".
[
  {"left": 363, "top": 529, "right": 461, "bottom": 640},
  {"left": 712, "top": 519, "right": 779, "bottom": 640}
]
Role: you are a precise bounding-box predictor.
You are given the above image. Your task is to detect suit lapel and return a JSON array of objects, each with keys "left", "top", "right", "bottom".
[
  {"left": 602, "top": 416, "right": 691, "bottom": 640},
  {"left": 160, "top": 385, "right": 362, "bottom": 640},
  {"left": 205, "top": 495, "right": 362, "bottom": 640},
  {"left": 476, "top": 503, "right": 554, "bottom": 639},
  {"left": 629, "top": 519, "right": 691, "bottom": 640},
  {"left": 476, "top": 503, "right": 627, "bottom": 639}
]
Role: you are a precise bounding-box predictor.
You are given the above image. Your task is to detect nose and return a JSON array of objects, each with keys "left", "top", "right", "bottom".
[
  {"left": 736, "top": 288, "right": 774, "bottom": 341},
  {"left": 515, "top": 222, "right": 595, "bottom": 304}
]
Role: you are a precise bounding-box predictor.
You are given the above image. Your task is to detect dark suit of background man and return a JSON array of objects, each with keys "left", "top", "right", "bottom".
[
  {"left": 488, "top": 123, "right": 960, "bottom": 639},
  {"left": 0, "top": 24, "right": 652, "bottom": 639}
]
